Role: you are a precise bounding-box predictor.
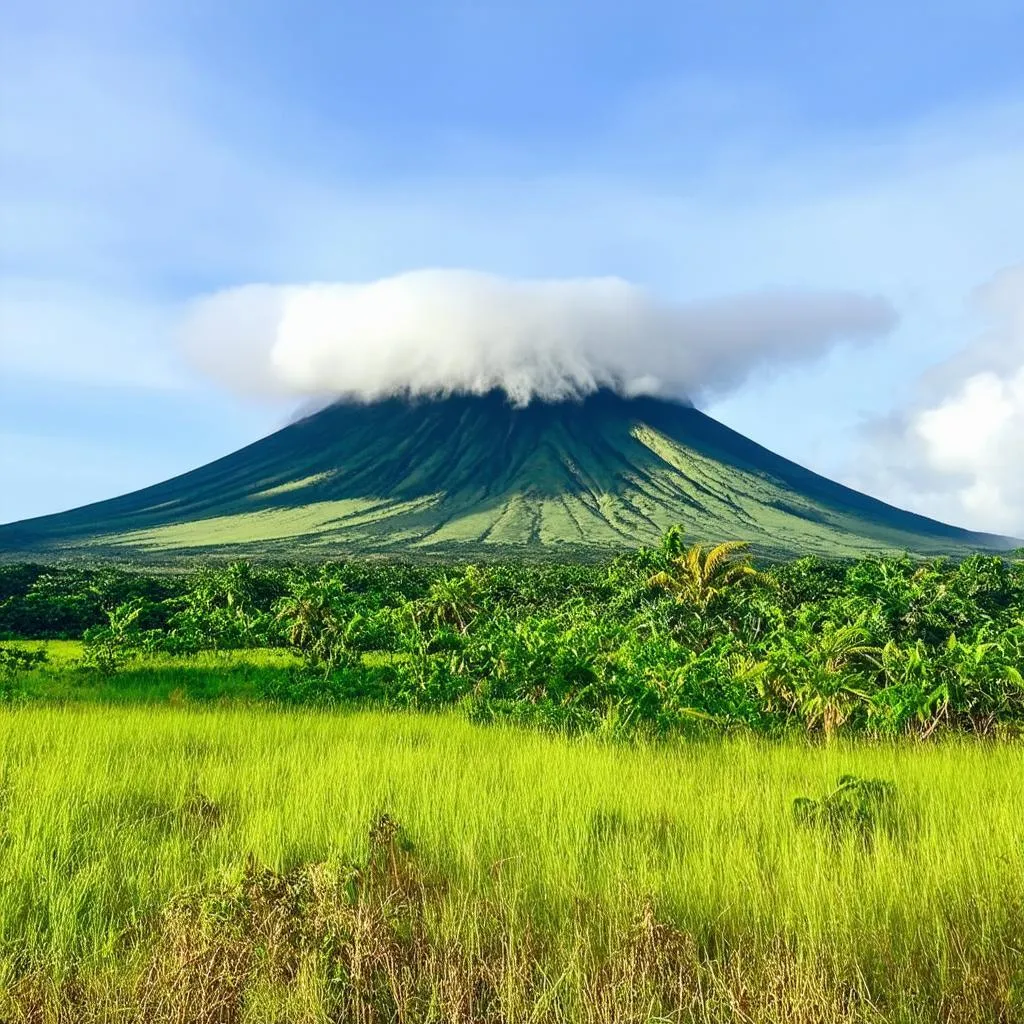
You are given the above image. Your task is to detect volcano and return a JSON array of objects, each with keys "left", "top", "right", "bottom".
[{"left": 0, "top": 390, "right": 1014, "bottom": 560}]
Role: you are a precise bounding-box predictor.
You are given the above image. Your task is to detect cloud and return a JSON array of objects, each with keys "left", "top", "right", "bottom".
[
  {"left": 180, "top": 269, "right": 896, "bottom": 406},
  {"left": 854, "top": 265, "right": 1024, "bottom": 537},
  {"left": 2, "top": 18, "right": 1022, "bottom": 526}
]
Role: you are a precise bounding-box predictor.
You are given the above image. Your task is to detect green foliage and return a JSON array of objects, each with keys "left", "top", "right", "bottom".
[
  {"left": 83, "top": 598, "right": 148, "bottom": 672},
  {"left": 647, "top": 539, "right": 761, "bottom": 611},
  {"left": 255, "top": 664, "right": 395, "bottom": 706},
  {"left": 0, "top": 644, "right": 47, "bottom": 674},
  {"left": 3, "top": 525, "right": 1024, "bottom": 737},
  {"left": 793, "top": 774, "right": 900, "bottom": 845},
  {"left": 0, "top": 643, "right": 47, "bottom": 701},
  {"left": 274, "top": 568, "right": 356, "bottom": 672}
]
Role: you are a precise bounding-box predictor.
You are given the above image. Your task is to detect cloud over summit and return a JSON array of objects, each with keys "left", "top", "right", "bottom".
[{"left": 181, "top": 270, "right": 897, "bottom": 405}]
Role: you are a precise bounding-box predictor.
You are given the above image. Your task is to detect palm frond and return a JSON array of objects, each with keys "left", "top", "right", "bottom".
[{"left": 703, "top": 541, "right": 750, "bottom": 579}]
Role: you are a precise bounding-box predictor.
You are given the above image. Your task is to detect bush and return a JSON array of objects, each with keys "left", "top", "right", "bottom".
[
  {"left": 0, "top": 644, "right": 47, "bottom": 701},
  {"left": 793, "top": 774, "right": 900, "bottom": 846}
]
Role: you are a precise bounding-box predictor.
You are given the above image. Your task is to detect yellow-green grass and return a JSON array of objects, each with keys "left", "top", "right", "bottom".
[
  {"left": 5, "top": 640, "right": 298, "bottom": 670},
  {"left": 0, "top": 705, "right": 1020, "bottom": 1021},
  {"left": 105, "top": 495, "right": 441, "bottom": 551},
  {"left": 3, "top": 645, "right": 301, "bottom": 705},
  {"left": 4, "top": 639, "right": 85, "bottom": 665},
  {"left": 251, "top": 472, "right": 337, "bottom": 499}
]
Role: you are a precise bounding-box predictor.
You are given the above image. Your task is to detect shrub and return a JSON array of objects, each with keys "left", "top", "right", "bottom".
[{"left": 793, "top": 774, "right": 900, "bottom": 846}]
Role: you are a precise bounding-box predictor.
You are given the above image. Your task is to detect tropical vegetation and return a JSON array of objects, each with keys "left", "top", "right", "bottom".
[
  {"left": 2, "top": 532, "right": 1022, "bottom": 738},
  {"left": 1, "top": 534, "right": 1023, "bottom": 1020}
]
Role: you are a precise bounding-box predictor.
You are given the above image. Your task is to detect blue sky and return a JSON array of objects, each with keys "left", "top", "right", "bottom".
[{"left": 2, "top": 0, "right": 1023, "bottom": 531}]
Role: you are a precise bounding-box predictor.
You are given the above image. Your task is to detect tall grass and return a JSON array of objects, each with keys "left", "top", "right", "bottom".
[{"left": 0, "top": 705, "right": 1021, "bottom": 1021}]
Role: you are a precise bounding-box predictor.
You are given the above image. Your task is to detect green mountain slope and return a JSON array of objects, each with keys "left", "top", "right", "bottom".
[{"left": 0, "top": 390, "right": 1014, "bottom": 559}]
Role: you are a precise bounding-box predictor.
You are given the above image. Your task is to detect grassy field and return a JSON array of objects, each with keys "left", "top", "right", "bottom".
[
  {"left": 0, "top": 703, "right": 1021, "bottom": 1022},
  {"left": 1, "top": 641, "right": 299, "bottom": 704}
]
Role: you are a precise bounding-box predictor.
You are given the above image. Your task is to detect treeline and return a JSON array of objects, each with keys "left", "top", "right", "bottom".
[{"left": 2, "top": 533, "right": 1023, "bottom": 737}]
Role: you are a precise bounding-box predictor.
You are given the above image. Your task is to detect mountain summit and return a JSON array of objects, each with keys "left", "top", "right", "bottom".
[{"left": 0, "top": 390, "right": 1013, "bottom": 559}]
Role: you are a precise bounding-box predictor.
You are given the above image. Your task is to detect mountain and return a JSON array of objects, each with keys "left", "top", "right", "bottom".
[{"left": 0, "top": 390, "right": 1014, "bottom": 560}]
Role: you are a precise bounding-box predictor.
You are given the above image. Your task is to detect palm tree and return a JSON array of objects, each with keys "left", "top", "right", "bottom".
[
  {"left": 795, "top": 620, "right": 880, "bottom": 739},
  {"left": 813, "top": 619, "right": 880, "bottom": 675},
  {"left": 647, "top": 540, "right": 760, "bottom": 611},
  {"left": 275, "top": 572, "right": 349, "bottom": 670},
  {"left": 417, "top": 567, "right": 483, "bottom": 634}
]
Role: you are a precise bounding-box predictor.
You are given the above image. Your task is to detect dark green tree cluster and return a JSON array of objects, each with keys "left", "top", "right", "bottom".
[{"left": 1, "top": 534, "right": 1022, "bottom": 737}]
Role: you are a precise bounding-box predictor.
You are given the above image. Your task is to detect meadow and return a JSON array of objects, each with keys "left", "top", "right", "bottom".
[
  {"left": 1, "top": 704, "right": 1022, "bottom": 1023},
  {"left": 1, "top": 537, "right": 1022, "bottom": 1020}
]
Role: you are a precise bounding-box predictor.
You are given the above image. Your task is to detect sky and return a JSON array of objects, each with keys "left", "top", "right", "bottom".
[{"left": 2, "top": 0, "right": 1023, "bottom": 534}]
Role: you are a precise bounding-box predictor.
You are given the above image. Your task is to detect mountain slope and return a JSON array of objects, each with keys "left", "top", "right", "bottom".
[{"left": 0, "top": 390, "right": 1014, "bottom": 559}]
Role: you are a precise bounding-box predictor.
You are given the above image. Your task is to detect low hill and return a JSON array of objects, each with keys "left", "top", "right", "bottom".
[{"left": 0, "top": 390, "right": 1014, "bottom": 560}]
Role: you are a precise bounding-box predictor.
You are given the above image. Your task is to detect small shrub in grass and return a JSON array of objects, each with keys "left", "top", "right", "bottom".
[
  {"left": 256, "top": 664, "right": 397, "bottom": 706},
  {"left": 793, "top": 774, "right": 901, "bottom": 846},
  {"left": 0, "top": 645, "right": 46, "bottom": 701},
  {"left": 0, "top": 645, "right": 47, "bottom": 674},
  {"left": 136, "top": 814, "right": 423, "bottom": 1023},
  {"left": 366, "top": 813, "right": 417, "bottom": 879}
]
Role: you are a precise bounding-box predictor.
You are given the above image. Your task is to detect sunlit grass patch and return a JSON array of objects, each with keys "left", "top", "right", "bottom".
[
  {"left": 0, "top": 705, "right": 1020, "bottom": 1021},
  {"left": 2, "top": 639, "right": 84, "bottom": 664}
]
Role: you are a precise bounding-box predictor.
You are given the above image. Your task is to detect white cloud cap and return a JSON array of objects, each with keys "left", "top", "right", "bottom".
[{"left": 181, "top": 269, "right": 896, "bottom": 406}]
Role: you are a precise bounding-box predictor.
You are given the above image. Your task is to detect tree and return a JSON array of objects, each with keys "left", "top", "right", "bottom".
[
  {"left": 417, "top": 567, "right": 484, "bottom": 634},
  {"left": 275, "top": 571, "right": 354, "bottom": 673},
  {"left": 82, "top": 598, "right": 147, "bottom": 672},
  {"left": 763, "top": 618, "right": 879, "bottom": 739},
  {"left": 647, "top": 540, "right": 760, "bottom": 612}
]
